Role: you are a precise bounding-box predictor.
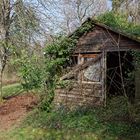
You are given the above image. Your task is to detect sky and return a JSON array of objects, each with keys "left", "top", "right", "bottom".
[
  {"left": 26, "top": 0, "right": 113, "bottom": 43},
  {"left": 107, "top": 0, "right": 112, "bottom": 10}
]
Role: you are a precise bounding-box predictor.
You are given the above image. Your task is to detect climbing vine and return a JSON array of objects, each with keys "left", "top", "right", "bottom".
[{"left": 41, "top": 20, "right": 94, "bottom": 111}]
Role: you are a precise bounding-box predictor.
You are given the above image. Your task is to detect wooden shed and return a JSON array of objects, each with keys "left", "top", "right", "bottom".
[{"left": 54, "top": 18, "right": 140, "bottom": 108}]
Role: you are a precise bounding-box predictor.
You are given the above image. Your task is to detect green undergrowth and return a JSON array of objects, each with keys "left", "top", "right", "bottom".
[
  {"left": 2, "top": 96, "right": 140, "bottom": 140},
  {"left": 1, "top": 127, "right": 100, "bottom": 140},
  {"left": 1, "top": 83, "right": 40, "bottom": 99}
]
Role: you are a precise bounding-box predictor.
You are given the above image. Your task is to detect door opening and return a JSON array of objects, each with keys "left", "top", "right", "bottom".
[{"left": 107, "top": 51, "right": 135, "bottom": 102}]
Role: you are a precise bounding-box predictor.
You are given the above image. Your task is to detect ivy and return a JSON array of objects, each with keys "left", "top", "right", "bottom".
[
  {"left": 41, "top": 21, "right": 95, "bottom": 111},
  {"left": 71, "top": 18, "right": 95, "bottom": 39}
]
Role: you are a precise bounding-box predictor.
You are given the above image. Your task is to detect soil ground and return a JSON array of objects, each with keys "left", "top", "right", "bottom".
[{"left": 0, "top": 94, "right": 38, "bottom": 131}]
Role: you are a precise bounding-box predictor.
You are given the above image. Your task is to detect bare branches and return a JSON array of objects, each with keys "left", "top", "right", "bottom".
[
  {"left": 112, "top": 0, "right": 140, "bottom": 24},
  {"left": 0, "top": 0, "right": 41, "bottom": 99},
  {"left": 37, "top": 0, "right": 108, "bottom": 35}
]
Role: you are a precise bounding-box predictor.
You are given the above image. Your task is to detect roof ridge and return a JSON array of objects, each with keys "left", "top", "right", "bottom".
[{"left": 70, "top": 17, "right": 140, "bottom": 43}]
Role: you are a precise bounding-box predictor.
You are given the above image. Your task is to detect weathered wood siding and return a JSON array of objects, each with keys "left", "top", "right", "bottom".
[
  {"left": 54, "top": 24, "right": 140, "bottom": 108},
  {"left": 54, "top": 82, "right": 103, "bottom": 108},
  {"left": 54, "top": 54, "right": 106, "bottom": 108},
  {"left": 75, "top": 26, "right": 140, "bottom": 53}
]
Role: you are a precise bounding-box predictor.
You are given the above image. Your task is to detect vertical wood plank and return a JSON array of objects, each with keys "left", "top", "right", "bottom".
[
  {"left": 102, "top": 51, "right": 107, "bottom": 106},
  {"left": 104, "top": 51, "right": 107, "bottom": 106},
  {"left": 135, "top": 68, "right": 140, "bottom": 103}
]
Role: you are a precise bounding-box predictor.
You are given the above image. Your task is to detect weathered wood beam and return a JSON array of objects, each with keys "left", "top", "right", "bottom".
[{"left": 60, "top": 54, "right": 102, "bottom": 80}]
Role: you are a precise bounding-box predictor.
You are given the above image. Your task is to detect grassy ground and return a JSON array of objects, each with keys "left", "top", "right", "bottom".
[
  {"left": 2, "top": 83, "right": 23, "bottom": 99},
  {"left": 1, "top": 97, "right": 140, "bottom": 140},
  {"left": 0, "top": 85, "right": 140, "bottom": 140},
  {"left": 1, "top": 108, "right": 140, "bottom": 140}
]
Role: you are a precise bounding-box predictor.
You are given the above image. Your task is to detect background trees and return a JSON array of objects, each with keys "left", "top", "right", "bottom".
[
  {"left": 37, "top": 0, "right": 108, "bottom": 35},
  {"left": 0, "top": 0, "right": 39, "bottom": 98},
  {"left": 111, "top": 0, "right": 140, "bottom": 24}
]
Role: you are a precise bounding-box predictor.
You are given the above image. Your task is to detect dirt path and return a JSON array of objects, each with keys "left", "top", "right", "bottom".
[{"left": 0, "top": 94, "right": 38, "bottom": 131}]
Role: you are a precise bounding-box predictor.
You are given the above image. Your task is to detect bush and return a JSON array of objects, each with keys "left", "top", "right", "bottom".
[{"left": 15, "top": 50, "right": 45, "bottom": 91}]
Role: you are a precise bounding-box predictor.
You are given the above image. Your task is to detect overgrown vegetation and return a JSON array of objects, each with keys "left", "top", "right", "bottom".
[
  {"left": 13, "top": 12, "right": 140, "bottom": 112},
  {"left": 41, "top": 20, "right": 96, "bottom": 111},
  {"left": 18, "top": 20, "right": 94, "bottom": 111},
  {"left": 1, "top": 96, "right": 140, "bottom": 140}
]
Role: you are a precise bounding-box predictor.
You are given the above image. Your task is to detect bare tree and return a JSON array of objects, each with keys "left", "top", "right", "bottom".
[
  {"left": 0, "top": 0, "right": 39, "bottom": 99},
  {"left": 0, "top": 0, "right": 11, "bottom": 100},
  {"left": 62, "top": 0, "right": 108, "bottom": 33},
  {"left": 112, "top": 0, "right": 125, "bottom": 12},
  {"left": 112, "top": 0, "right": 140, "bottom": 24},
  {"left": 37, "top": 0, "right": 108, "bottom": 35}
]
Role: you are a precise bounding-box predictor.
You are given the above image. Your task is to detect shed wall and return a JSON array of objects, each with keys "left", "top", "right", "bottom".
[
  {"left": 75, "top": 26, "right": 140, "bottom": 53},
  {"left": 54, "top": 54, "right": 106, "bottom": 108},
  {"left": 54, "top": 24, "right": 140, "bottom": 108}
]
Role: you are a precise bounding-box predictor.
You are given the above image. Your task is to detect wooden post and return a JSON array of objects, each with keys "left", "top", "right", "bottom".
[
  {"left": 135, "top": 68, "right": 140, "bottom": 103},
  {"left": 103, "top": 51, "right": 107, "bottom": 106}
]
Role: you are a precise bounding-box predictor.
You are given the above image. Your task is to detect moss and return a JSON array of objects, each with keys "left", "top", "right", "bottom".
[{"left": 71, "top": 19, "right": 95, "bottom": 40}]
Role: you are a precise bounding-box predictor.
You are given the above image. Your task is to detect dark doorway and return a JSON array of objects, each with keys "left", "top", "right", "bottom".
[{"left": 107, "top": 51, "right": 135, "bottom": 101}]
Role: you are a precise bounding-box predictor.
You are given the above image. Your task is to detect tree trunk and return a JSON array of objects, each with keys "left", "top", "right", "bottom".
[
  {"left": 0, "top": 0, "right": 11, "bottom": 100},
  {"left": 0, "top": 70, "right": 3, "bottom": 101}
]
